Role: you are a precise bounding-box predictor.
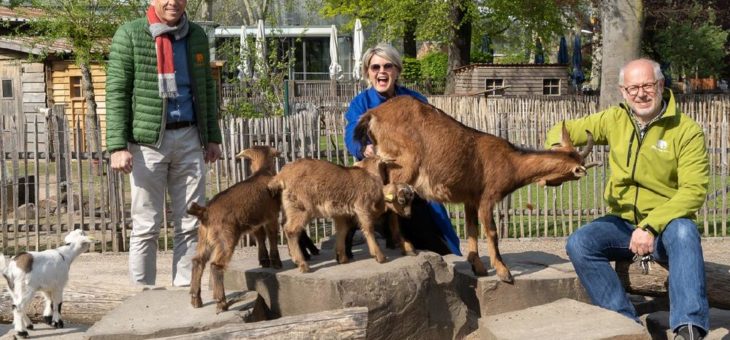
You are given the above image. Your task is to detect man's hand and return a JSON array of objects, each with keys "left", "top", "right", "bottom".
[
  {"left": 363, "top": 144, "right": 375, "bottom": 158},
  {"left": 205, "top": 143, "right": 221, "bottom": 163},
  {"left": 110, "top": 150, "right": 133, "bottom": 174},
  {"left": 629, "top": 227, "right": 655, "bottom": 256}
]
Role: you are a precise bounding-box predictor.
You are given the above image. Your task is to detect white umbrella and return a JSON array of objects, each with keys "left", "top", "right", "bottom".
[
  {"left": 328, "top": 25, "right": 343, "bottom": 80},
  {"left": 352, "top": 19, "right": 364, "bottom": 81},
  {"left": 238, "top": 25, "right": 251, "bottom": 81},
  {"left": 254, "top": 19, "right": 267, "bottom": 79}
]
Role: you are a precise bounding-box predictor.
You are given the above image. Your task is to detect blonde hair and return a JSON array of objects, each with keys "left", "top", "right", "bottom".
[{"left": 361, "top": 43, "right": 403, "bottom": 86}]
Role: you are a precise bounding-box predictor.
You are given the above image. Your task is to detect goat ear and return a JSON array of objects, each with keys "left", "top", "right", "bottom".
[{"left": 560, "top": 121, "right": 574, "bottom": 148}]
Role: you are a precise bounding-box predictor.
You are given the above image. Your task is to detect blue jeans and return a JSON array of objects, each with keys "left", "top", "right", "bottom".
[{"left": 566, "top": 215, "right": 709, "bottom": 333}]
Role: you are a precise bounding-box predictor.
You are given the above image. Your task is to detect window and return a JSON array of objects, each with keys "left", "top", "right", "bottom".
[
  {"left": 543, "top": 79, "right": 560, "bottom": 95},
  {"left": 485, "top": 79, "right": 504, "bottom": 96},
  {"left": 1, "top": 79, "right": 13, "bottom": 99},
  {"left": 70, "top": 76, "right": 83, "bottom": 98}
]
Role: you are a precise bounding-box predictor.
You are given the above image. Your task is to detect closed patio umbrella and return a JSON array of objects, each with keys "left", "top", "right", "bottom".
[
  {"left": 557, "top": 36, "right": 568, "bottom": 64},
  {"left": 352, "top": 19, "right": 364, "bottom": 80},
  {"left": 571, "top": 35, "right": 585, "bottom": 89},
  {"left": 238, "top": 25, "right": 251, "bottom": 81},
  {"left": 329, "top": 25, "right": 343, "bottom": 80},
  {"left": 254, "top": 19, "right": 267, "bottom": 79}
]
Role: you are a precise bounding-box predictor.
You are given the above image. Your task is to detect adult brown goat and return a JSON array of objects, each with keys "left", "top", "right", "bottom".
[{"left": 354, "top": 95, "right": 598, "bottom": 283}]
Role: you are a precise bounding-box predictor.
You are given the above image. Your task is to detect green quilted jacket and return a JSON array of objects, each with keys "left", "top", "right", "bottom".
[
  {"left": 544, "top": 90, "right": 709, "bottom": 233},
  {"left": 105, "top": 17, "right": 222, "bottom": 153}
]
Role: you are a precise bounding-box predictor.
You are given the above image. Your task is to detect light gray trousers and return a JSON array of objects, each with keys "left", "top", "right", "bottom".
[{"left": 128, "top": 126, "right": 205, "bottom": 286}]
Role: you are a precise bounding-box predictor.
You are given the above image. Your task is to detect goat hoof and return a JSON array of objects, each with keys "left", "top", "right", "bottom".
[
  {"left": 467, "top": 252, "right": 489, "bottom": 277},
  {"left": 298, "top": 263, "right": 310, "bottom": 273},
  {"left": 216, "top": 302, "right": 228, "bottom": 314},
  {"left": 496, "top": 269, "right": 514, "bottom": 284},
  {"left": 191, "top": 297, "right": 203, "bottom": 308},
  {"left": 52, "top": 320, "right": 64, "bottom": 329},
  {"left": 336, "top": 254, "right": 349, "bottom": 264},
  {"left": 375, "top": 255, "right": 387, "bottom": 263},
  {"left": 26, "top": 324, "right": 33, "bottom": 330},
  {"left": 15, "top": 331, "right": 29, "bottom": 339},
  {"left": 44, "top": 315, "right": 52, "bottom": 325},
  {"left": 271, "top": 259, "right": 282, "bottom": 269},
  {"left": 259, "top": 258, "right": 271, "bottom": 268}
]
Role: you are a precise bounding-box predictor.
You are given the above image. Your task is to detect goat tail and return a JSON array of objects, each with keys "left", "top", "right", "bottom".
[
  {"left": 187, "top": 202, "right": 208, "bottom": 223},
  {"left": 354, "top": 111, "right": 373, "bottom": 148}
]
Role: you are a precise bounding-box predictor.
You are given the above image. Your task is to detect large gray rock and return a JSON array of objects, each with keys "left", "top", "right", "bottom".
[
  {"left": 84, "top": 289, "right": 264, "bottom": 340},
  {"left": 224, "top": 244, "right": 476, "bottom": 340},
  {"left": 645, "top": 308, "right": 730, "bottom": 339},
  {"left": 479, "top": 298, "right": 650, "bottom": 340},
  {"left": 447, "top": 251, "right": 591, "bottom": 316}
]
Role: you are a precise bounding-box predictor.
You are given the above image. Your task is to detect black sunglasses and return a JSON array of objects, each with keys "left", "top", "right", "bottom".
[{"left": 369, "top": 63, "right": 395, "bottom": 72}]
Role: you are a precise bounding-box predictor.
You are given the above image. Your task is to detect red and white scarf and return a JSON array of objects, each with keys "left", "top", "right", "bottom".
[{"left": 146, "top": 6, "right": 189, "bottom": 98}]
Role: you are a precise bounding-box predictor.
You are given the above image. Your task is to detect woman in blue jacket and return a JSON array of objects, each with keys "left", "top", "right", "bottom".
[{"left": 344, "top": 43, "right": 461, "bottom": 256}]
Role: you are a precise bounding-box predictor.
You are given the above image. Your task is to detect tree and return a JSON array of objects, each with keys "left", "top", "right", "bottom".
[
  {"left": 9, "top": 0, "right": 145, "bottom": 152},
  {"left": 643, "top": 1, "right": 728, "bottom": 81},
  {"left": 598, "top": 0, "right": 643, "bottom": 109}
]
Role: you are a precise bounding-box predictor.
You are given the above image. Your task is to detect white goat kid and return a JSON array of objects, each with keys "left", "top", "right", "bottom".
[{"left": 0, "top": 229, "right": 96, "bottom": 338}]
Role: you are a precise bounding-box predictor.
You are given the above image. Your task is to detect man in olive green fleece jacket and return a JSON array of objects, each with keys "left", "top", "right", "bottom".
[
  {"left": 106, "top": 0, "right": 222, "bottom": 287},
  {"left": 546, "top": 59, "right": 709, "bottom": 340}
]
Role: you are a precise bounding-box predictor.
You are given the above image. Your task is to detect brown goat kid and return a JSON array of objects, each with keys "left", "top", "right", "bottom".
[
  {"left": 188, "top": 146, "right": 282, "bottom": 313},
  {"left": 355, "top": 96, "right": 598, "bottom": 283},
  {"left": 268, "top": 157, "right": 415, "bottom": 273}
]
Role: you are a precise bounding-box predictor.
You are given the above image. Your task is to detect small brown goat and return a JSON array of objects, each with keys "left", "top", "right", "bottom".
[
  {"left": 268, "top": 157, "right": 415, "bottom": 272},
  {"left": 355, "top": 96, "right": 598, "bottom": 282},
  {"left": 188, "top": 145, "right": 282, "bottom": 313}
]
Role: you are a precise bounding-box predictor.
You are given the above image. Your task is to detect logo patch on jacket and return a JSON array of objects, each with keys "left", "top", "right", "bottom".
[
  {"left": 195, "top": 53, "right": 205, "bottom": 66},
  {"left": 652, "top": 139, "right": 669, "bottom": 153}
]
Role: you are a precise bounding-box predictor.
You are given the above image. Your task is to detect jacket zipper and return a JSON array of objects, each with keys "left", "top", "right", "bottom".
[{"left": 626, "top": 111, "right": 642, "bottom": 225}]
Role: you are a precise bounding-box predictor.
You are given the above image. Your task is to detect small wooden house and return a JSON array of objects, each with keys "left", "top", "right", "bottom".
[{"left": 453, "top": 64, "right": 570, "bottom": 97}]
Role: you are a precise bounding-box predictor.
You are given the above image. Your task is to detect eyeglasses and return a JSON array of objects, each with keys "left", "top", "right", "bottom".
[
  {"left": 622, "top": 81, "right": 659, "bottom": 96},
  {"left": 369, "top": 63, "right": 395, "bottom": 72}
]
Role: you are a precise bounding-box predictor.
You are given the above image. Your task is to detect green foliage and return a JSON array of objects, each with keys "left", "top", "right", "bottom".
[
  {"left": 470, "top": 50, "right": 493, "bottom": 64},
  {"left": 419, "top": 52, "right": 448, "bottom": 81},
  {"left": 649, "top": 6, "right": 728, "bottom": 78},
  {"left": 401, "top": 57, "right": 422, "bottom": 82}
]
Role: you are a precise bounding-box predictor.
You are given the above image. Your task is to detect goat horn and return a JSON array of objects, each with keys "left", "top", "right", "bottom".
[
  {"left": 579, "top": 130, "right": 594, "bottom": 160},
  {"left": 584, "top": 161, "right": 602, "bottom": 169}
]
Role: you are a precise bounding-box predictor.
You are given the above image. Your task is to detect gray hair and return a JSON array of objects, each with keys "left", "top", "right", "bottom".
[
  {"left": 361, "top": 43, "right": 403, "bottom": 86},
  {"left": 618, "top": 58, "right": 664, "bottom": 86}
]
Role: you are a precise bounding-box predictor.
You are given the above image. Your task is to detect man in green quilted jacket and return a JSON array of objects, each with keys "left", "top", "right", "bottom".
[
  {"left": 545, "top": 58, "right": 709, "bottom": 340},
  {"left": 106, "top": 0, "right": 222, "bottom": 287}
]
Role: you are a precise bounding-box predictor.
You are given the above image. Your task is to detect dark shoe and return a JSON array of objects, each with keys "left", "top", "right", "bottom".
[{"left": 674, "top": 325, "right": 704, "bottom": 340}]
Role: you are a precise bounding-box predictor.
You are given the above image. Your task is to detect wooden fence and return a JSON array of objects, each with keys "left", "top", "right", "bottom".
[{"left": 0, "top": 95, "right": 728, "bottom": 254}]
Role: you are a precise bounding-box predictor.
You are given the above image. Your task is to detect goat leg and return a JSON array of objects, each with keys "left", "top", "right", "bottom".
[
  {"left": 283, "top": 214, "right": 310, "bottom": 273},
  {"left": 253, "top": 227, "right": 271, "bottom": 268},
  {"left": 388, "top": 213, "right": 415, "bottom": 256},
  {"left": 210, "top": 263, "right": 228, "bottom": 313},
  {"left": 359, "top": 215, "right": 386, "bottom": 264},
  {"left": 464, "top": 204, "right": 489, "bottom": 276},
  {"left": 334, "top": 217, "right": 350, "bottom": 264},
  {"left": 50, "top": 291, "right": 64, "bottom": 328},
  {"left": 265, "top": 222, "right": 283, "bottom": 269},
  {"left": 479, "top": 201, "right": 513, "bottom": 283},
  {"left": 189, "top": 241, "right": 210, "bottom": 309}
]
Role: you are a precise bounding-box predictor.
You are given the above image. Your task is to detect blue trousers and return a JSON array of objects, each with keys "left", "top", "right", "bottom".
[{"left": 566, "top": 215, "right": 708, "bottom": 333}]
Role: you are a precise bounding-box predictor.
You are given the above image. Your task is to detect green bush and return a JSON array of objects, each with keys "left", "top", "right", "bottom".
[
  {"left": 420, "top": 52, "right": 448, "bottom": 81},
  {"left": 471, "top": 50, "right": 493, "bottom": 64},
  {"left": 402, "top": 57, "right": 422, "bottom": 82}
]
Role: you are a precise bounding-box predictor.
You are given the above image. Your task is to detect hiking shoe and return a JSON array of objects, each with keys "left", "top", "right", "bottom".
[{"left": 674, "top": 325, "right": 704, "bottom": 340}]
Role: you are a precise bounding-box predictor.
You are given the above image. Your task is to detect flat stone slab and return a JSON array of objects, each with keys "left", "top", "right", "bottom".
[
  {"left": 479, "top": 298, "right": 650, "bottom": 340},
  {"left": 84, "top": 288, "right": 262, "bottom": 340},
  {"left": 446, "top": 250, "right": 590, "bottom": 316},
  {"left": 645, "top": 308, "right": 730, "bottom": 339}
]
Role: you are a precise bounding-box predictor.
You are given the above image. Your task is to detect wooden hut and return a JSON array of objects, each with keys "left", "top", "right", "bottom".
[{"left": 453, "top": 64, "right": 570, "bottom": 97}]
